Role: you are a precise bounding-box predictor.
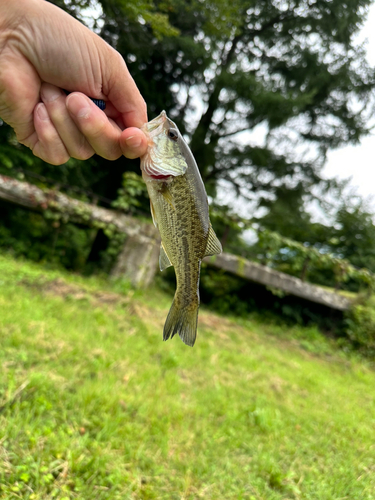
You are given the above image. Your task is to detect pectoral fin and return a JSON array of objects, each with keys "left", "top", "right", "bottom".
[
  {"left": 161, "top": 184, "right": 175, "bottom": 210},
  {"left": 159, "top": 244, "right": 173, "bottom": 271},
  {"left": 150, "top": 200, "right": 158, "bottom": 228},
  {"left": 204, "top": 225, "right": 222, "bottom": 257}
]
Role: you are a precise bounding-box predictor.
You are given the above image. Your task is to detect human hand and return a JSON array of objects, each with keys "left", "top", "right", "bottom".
[{"left": 0, "top": 0, "right": 148, "bottom": 165}]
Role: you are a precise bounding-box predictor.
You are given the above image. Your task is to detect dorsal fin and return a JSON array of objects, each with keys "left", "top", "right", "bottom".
[{"left": 204, "top": 225, "right": 222, "bottom": 257}]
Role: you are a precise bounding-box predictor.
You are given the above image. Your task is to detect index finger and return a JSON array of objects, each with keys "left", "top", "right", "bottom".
[{"left": 66, "top": 92, "right": 148, "bottom": 159}]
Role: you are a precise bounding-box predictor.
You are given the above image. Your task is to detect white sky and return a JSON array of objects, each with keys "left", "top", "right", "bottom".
[
  {"left": 324, "top": 5, "right": 375, "bottom": 207},
  {"left": 215, "top": 6, "right": 375, "bottom": 220}
]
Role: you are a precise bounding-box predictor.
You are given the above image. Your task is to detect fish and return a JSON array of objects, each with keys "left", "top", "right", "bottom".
[{"left": 140, "top": 111, "right": 222, "bottom": 347}]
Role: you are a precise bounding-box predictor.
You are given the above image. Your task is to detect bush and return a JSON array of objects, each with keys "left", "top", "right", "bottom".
[
  {"left": 0, "top": 201, "right": 95, "bottom": 271},
  {"left": 345, "top": 300, "right": 375, "bottom": 355}
]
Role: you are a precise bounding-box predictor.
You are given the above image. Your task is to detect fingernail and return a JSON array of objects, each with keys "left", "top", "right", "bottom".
[
  {"left": 125, "top": 135, "right": 142, "bottom": 148},
  {"left": 66, "top": 94, "right": 91, "bottom": 120},
  {"left": 41, "top": 84, "right": 61, "bottom": 103},
  {"left": 36, "top": 103, "right": 49, "bottom": 121}
]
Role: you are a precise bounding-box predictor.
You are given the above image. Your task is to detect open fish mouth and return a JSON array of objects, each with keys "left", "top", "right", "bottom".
[
  {"left": 142, "top": 110, "right": 178, "bottom": 137},
  {"left": 142, "top": 110, "right": 167, "bottom": 135}
]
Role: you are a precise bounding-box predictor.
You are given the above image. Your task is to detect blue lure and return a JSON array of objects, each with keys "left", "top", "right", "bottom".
[{"left": 63, "top": 90, "right": 106, "bottom": 110}]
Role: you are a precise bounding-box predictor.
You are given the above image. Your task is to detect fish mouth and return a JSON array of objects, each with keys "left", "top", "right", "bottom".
[
  {"left": 140, "top": 110, "right": 187, "bottom": 180},
  {"left": 141, "top": 110, "right": 177, "bottom": 137},
  {"left": 142, "top": 110, "right": 167, "bottom": 135}
]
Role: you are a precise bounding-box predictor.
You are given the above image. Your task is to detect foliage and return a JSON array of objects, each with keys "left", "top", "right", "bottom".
[
  {"left": 19, "top": 0, "right": 375, "bottom": 207},
  {"left": 1, "top": 0, "right": 375, "bottom": 329},
  {"left": 1, "top": 253, "right": 375, "bottom": 499},
  {"left": 255, "top": 228, "right": 375, "bottom": 291},
  {"left": 104, "top": 0, "right": 375, "bottom": 202},
  {"left": 112, "top": 171, "right": 149, "bottom": 215},
  {"left": 208, "top": 203, "right": 249, "bottom": 254},
  {"left": 345, "top": 298, "right": 375, "bottom": 355},
  {"left": 50, "top": 0, "right": 179, "bottom": 38},
  {"left": 196, "top": 264, "right": 346, "bottom": 334},
  {"left": 254, "top": 192, "right": 375, "bottom": 290},
  {"left": 254, "top": 184, "right": 333, "bottom": 246},
  {"left": 0, "top": 201, "right": 95, "bottom": 270},
  {"left": 0, "top": 125, "right": 35, "bottom": 170},
  {"left": 206, "top": 201, "right": 375, "bottom": 293},
  {"left": 0, "top": 188, "right": 136, "bottom": 275},
  {"left": 330, "top": 202, "right": 375, "bottom": 272}
]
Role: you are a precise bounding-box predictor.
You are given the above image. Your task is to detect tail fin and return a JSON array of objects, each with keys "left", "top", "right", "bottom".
[{"left": 163, "top": 295, "right": 199, "bottom": 347}]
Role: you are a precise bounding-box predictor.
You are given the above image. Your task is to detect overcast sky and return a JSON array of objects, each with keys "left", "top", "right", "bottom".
[{"left": 324, "top": 5, "right": 375, "bottom": 206}]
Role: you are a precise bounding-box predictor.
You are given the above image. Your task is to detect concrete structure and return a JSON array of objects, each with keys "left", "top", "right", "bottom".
[
  {"left": 0, "top": 175, "right": 160, "bottom": 287},
  {"left": 204, "top": 253, "right": 352, "bottom": 311},
  {"left": 0, "top": 174, "right": 354, "bottom": 309}
]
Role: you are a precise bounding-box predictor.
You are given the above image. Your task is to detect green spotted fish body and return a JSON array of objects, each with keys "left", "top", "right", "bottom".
[{"left": 140, "top": 111, "right": 222, "bottom": 346}]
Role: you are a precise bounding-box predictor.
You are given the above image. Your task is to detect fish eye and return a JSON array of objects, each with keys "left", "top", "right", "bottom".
[{"left": 167, "top": 129, "right": 179, "bottom": 141}]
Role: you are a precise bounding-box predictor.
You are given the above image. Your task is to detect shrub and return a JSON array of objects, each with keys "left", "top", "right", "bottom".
[{"left": 345, "top": 300, "right": 375, "bottom": 355}]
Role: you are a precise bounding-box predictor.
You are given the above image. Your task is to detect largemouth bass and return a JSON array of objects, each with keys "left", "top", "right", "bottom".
[{"left": 140, "top": 111, "right": 222, "bottom": 346}]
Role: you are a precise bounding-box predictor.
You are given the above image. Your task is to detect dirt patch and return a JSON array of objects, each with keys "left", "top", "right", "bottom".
[
  {"left": 20, "top": 278, "right": 129, "bottom": 307},
  {"left": 199, "top": 310, "right": 254, "bottom": 340},
  {"left": 131, "top": 302, "right": 166, "bottom": 328},
  {"left": 18, "top": 278, "right": 168, "bottom": 330},
  {"left": 199, "top": 312, "right": 234, "bottom": 331},
  {"left": 269, "top": 375, "right": 287, "bottom": 394},
  {"left": 19, "top": 277, "right": 250, "bottom": 338}
]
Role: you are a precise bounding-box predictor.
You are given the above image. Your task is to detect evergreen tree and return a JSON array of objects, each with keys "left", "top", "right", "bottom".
[
  {"left": 1, "top": 0, "right": 375, "bottom": 271},
  {"left": 332, "top": 201, "right": 375, "bottom": 272},
  {"left": 2, "top": 0, "right": 374, "bottom": 206},
  {"left": 99, "top": 0, "right": 375, "bottom": 203}
]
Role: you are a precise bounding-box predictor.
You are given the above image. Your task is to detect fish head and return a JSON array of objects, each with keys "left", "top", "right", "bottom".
[{"left": 140, "top": 111, "right": 188, "bottom": 180}]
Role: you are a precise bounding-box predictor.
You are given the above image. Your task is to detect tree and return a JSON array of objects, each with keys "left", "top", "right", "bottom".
[
  {"left": 1, "top": 0, "right": 375, "bottom": 271},
  {"left": 331, "top": 201, "right": 375, "bottom": 272},
  {"left": 2, "top": 0, "right": 374, "bottom": 206},
  {"left": 98, "top": 0, "right": 375, "bottom": 204}
]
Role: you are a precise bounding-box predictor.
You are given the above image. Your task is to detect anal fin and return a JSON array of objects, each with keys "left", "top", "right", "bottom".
[{"left": 204, "top": 224, "right": 222, "bottom": 257}]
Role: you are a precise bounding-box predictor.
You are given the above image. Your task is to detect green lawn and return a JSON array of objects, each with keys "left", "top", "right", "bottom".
[{"left": 0, "top": 253, "right": 375, "bottom": 499}]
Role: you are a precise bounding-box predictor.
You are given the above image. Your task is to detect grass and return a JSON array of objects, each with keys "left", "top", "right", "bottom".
[{"left": 1, "top": 253, "right": 375, "bottom": 499}]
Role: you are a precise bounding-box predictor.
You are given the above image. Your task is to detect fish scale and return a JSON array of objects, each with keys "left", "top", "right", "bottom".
[{"left": 140, "top": 111, "right": 222, "bottom": 346}]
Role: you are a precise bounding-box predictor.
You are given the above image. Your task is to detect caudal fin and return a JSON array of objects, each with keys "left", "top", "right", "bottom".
[{"left": 163, "top": 296, "right": 199, "bottom": 347}]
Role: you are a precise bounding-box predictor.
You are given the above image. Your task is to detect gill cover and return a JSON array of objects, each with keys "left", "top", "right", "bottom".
[
  {"left": 141, "top": 111, "right": 188, "bottom": 179},
  {"left": 141, "top": 111, "right": 188, "bottom": 178}
]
